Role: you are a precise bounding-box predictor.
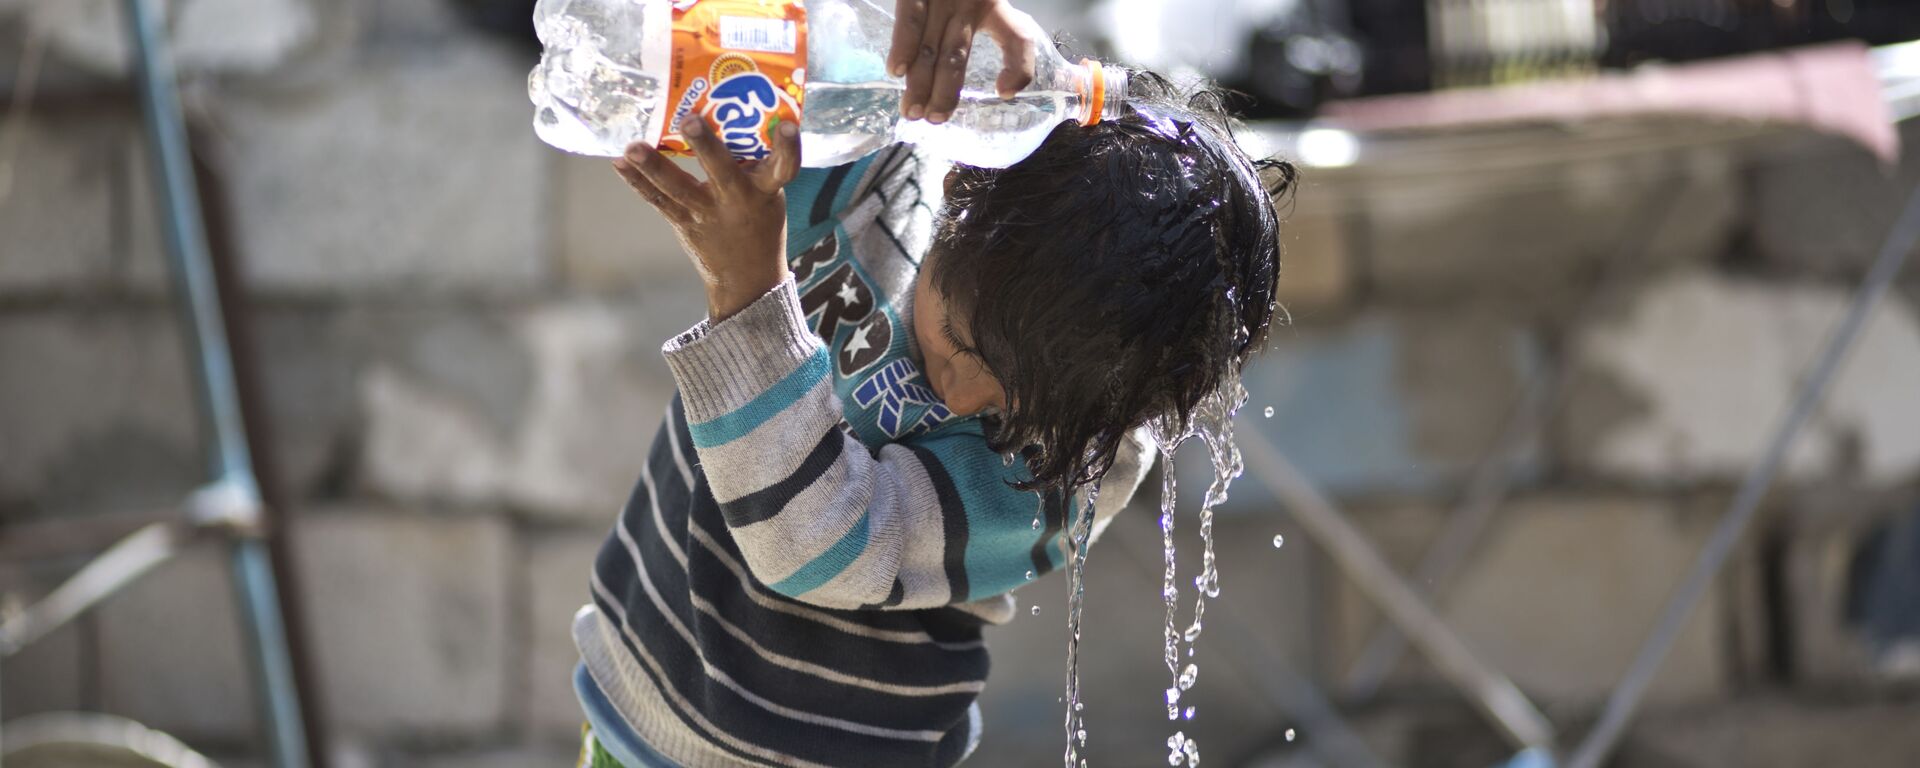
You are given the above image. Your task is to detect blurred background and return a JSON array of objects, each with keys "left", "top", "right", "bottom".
[{"left": 5, "top": 0, "right": 1920, "bottom": 766}]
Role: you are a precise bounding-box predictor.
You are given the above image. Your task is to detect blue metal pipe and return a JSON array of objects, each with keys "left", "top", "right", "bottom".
[{"left": 121, "top": 1, "right": 311, "bottom": 766}]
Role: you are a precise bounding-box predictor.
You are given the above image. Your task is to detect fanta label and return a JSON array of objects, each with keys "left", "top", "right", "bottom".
[{"left": 657, "top": 0, "right": 806, "bottom": 163}]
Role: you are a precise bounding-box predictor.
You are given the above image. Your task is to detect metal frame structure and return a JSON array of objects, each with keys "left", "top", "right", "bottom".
[
  {"left": 1231, "top": 50, "right": 1920, "bottom": 765},
  {"left": 0, "top": 2, "right": 316, "bottom": 766}
]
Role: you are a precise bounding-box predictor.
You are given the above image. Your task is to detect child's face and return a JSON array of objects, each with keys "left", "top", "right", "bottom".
[{"left": 912, "top": 255, "right": 1007, "bottom": 417}]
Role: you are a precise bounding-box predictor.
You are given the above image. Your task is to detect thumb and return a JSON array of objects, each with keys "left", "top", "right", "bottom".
[
  {"left": 984, "top": 8, "right": 1038, "bottom": 99},
  {"left": 752, "top": 121, "right": 803, "bottom": 194}
]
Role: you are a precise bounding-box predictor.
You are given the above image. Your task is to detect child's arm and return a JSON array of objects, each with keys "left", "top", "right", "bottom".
[
  {"left": 613, "top": 123, "right": 1140, "bottom": 609},
  {"left": 663, "top": 282, "right": 1062, "bottom": 609}
]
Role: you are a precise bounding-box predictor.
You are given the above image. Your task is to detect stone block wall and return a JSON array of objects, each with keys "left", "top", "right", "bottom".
[{"left": 5, "top": 2, "right": 1920, "bottom": 766}]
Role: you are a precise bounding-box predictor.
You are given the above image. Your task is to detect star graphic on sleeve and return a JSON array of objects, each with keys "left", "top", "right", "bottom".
[
  {"left": 836, "top": 274, "right": 862, "bottom": 306},
  {"left": 842, "top": 321, "right": 875, "bottom": 362}
]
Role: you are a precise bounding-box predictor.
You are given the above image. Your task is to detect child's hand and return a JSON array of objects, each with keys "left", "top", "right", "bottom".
[
  {"left": 887, "top": 0, "right": 1042, "bottom": 123},
  {"left": 612, "top": 120, "right": 803, "bottom": 320}
]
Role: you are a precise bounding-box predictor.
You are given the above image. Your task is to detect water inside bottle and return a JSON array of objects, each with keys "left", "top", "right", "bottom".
[
  {"left": 529, "top": 2, "right": 666, "bottom": 157},
  {"left": 803, "top": 82, "right": 1087, "bottom": 168}
]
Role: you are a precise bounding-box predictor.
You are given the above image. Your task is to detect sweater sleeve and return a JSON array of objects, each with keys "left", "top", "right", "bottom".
[{"left": 661, "top": 279, "right": 1150, "bottom": 610}]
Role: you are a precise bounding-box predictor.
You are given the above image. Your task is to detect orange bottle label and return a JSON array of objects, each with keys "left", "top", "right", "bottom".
[{"left": 657, "top": 0, "right": 807, "bottom": 162}]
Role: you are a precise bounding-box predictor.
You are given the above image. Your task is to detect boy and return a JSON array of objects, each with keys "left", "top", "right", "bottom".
[{"left": 573, "top": 51, "right": 1295, "bottom": 768}]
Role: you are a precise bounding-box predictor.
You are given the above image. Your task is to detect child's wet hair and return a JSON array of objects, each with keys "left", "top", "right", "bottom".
[{"left": 927, "top": 69, "right": 1297, "bottom": 492}]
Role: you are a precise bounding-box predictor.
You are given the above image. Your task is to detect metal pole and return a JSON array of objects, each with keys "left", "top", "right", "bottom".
[
  {"left": 1341, "top": 365, "right": 1558, "bottom": 700},
  {"left": 1240, "top": 430, "right": 1558, "bottom": 752},
  {"left": 1346, "top": 182, "right": 1689, "bottom": 702},
  {"left": 1567, "top": 184, "right": 1920, "bottom": 768},
  {"left": 0, "top": 523, "right": 194, "bottom": 657},
  {"left": 122, "top": 2, "right": 311, "bottom": 766}
]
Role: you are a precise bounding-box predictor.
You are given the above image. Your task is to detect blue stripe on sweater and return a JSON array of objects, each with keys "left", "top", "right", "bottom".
[
  {"left": 769, "top": 511, "right": 872, "bottom": 598},
  {"left": 906, "top": 421, "right": 1071, "bottom": 601},
  {"left": 688, "top": 348, "right": 832, "bottom": 449}
]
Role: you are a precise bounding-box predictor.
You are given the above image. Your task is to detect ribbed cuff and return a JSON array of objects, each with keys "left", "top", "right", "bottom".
[{"left": 661, "top": 279, "right": 822, "bottom": 425}]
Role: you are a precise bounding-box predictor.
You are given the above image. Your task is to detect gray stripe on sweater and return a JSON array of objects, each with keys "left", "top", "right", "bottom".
[{"left": 592, "top": 567, "right": 949, "bottom": 742}]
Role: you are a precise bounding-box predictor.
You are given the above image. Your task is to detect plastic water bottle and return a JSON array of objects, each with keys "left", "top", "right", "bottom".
[{"left": 527, "top": 0, "right": 1127, "bottom": 168}]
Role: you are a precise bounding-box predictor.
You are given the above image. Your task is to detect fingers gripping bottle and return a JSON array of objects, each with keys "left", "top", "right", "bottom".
[{"left": 527, "top": 0, "right": 1127, "bottom": 168}]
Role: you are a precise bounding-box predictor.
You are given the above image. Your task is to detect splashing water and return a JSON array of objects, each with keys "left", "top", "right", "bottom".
[
  {"left": 1055, "top": 363, "right": 1247, "bottom": 766},
  {"left": 1145, "top": 371, "right": 1248, "bottom": 765},
  {"left": 1061, "top": 482, "right": 1102, "bottom": 767}
]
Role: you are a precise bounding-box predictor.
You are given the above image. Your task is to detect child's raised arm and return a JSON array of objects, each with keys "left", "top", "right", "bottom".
[{"left": 612, "top": 119, "right": 1149, "bottom": 610}]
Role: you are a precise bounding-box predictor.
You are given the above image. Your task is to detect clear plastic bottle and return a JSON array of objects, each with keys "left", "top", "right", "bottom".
[{"left": 528, "top": 0, "right": 1127, "bottom": 168}]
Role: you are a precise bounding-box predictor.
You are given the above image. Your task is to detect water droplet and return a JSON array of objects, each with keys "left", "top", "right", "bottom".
[
  {"left": 1183, "top": 737, "right": 1201, "bottom": 766},
  {"left": 1025, "top": 569, "right": 1034, "bottom": 580},
  {"left": 1074, "top": 701, "right": 1084, "bottom": 712},
  {"left": 1186, "top": 646, "right": 1195, "bottom": 657},
  {"left": 1077, "top": 729, "right": 1086, "bottom": 744},
  {"left": 1183, "top": 706, "right": 1195, "bottom": 719},
  {"left": 1177, "top": 663, "right": 1198, "bottom": 690},
  {"left": 1183, "top": 624, "right": 1203, "bottom": 643},
  {"left": 1167, "top": 734, "right": 1181, "bottom": 750},
  {"left": 1167, "top": 753, "right": 1184, "bottom": 767},
  {"left": 1263, "top": 406, "right": 1274, "bottom": 418},
  {"left": 1285, "top": 728, "right": 1296, "bottom": 742},
  {"left": 1165, "top": 688, "right": 1181, "bottom": 706},
  {"left": 1272, "top": 534, "right": 1285, "bottom": 548},
  {"left": 1030, "top": 605, "right": 1041, "bottom": 616},
  {"left": 1003, "top": 452, "right": 1016, "bottom": 466},
  {"left": 1031, "top": 517, "right": 1042, "bottom": 530}
]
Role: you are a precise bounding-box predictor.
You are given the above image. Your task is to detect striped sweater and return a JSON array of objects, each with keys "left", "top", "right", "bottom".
[{"left": 574, "top": 145, "right": 1155, "bottom": 767}]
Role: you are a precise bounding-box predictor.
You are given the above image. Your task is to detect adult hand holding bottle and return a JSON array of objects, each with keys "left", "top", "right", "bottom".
[{"left": 887, "top": 0, "right": 1044, "bottom": 124}]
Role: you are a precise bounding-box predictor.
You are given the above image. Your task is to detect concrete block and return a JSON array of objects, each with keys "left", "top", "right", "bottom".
[
  {"left": 1329, "top": 496, "right": 1728, "bottom": 706},
  {"left": 0, "top": 113, "right": 120, "bottom": 294},
  {"left": 247, "top": 307, "right": 367, "bottom": 499},
  {"left": 0, "top": 612, "right": 88, "bottom": 717},
  {"left": 0, "top": 309, "right": 202, "bottom": 518},
  {"left": 359, "top": 297, "right": 692, "bottom": 520},
  {"left": 1363, "top": 146, "right": 1740, "bottom": 313},
  {"left": 25, "top": 0, "right": 312, "bottom": 77},
  {"left": 291, "top": 509, "right": 514, "bottom": 736},
  {"left": 216, "top": 39, "right": 549, "bottom": 296},
  {"left": 1751, "top": 121, "right": 1920, "bottom": 279},
  {"left": 1214, "top": 308, "right": 1541, "bottom": 503},
  {"left": 96, "top": 543, "right": 258, "bottom": 739},
  {"left": 971, "top": 502, "right": 1315, "bottom": 767},
  {"left": 524, "top": 529, "right": 602, "bottom": 738},
  {"left": 1564, "top": 271, "right": 1920, "bottom": 486},
  {"left": 1273, "top": 190, "right": 1353, "bottom": 316},
  {"left": 1625, "top": 696, "right": 1920, "bottom": 768},
  {"left": 553, "top": 152, "right": 703, "bottom": 292}
]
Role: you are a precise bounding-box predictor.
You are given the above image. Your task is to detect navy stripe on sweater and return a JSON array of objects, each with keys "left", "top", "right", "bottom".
[
  {"left": 908, "top": 443, "right": 973, "bottom": 604},
  {"left": 591, "top": 406, "right": 990, "bottom": 767},
  {"left": 720, "top": 428, "right": 844, "bottom": 528}
]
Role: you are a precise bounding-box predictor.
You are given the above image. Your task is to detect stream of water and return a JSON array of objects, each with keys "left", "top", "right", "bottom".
[{"left": 1060, "top": 370, "right": 1248, "bottom": 767}]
